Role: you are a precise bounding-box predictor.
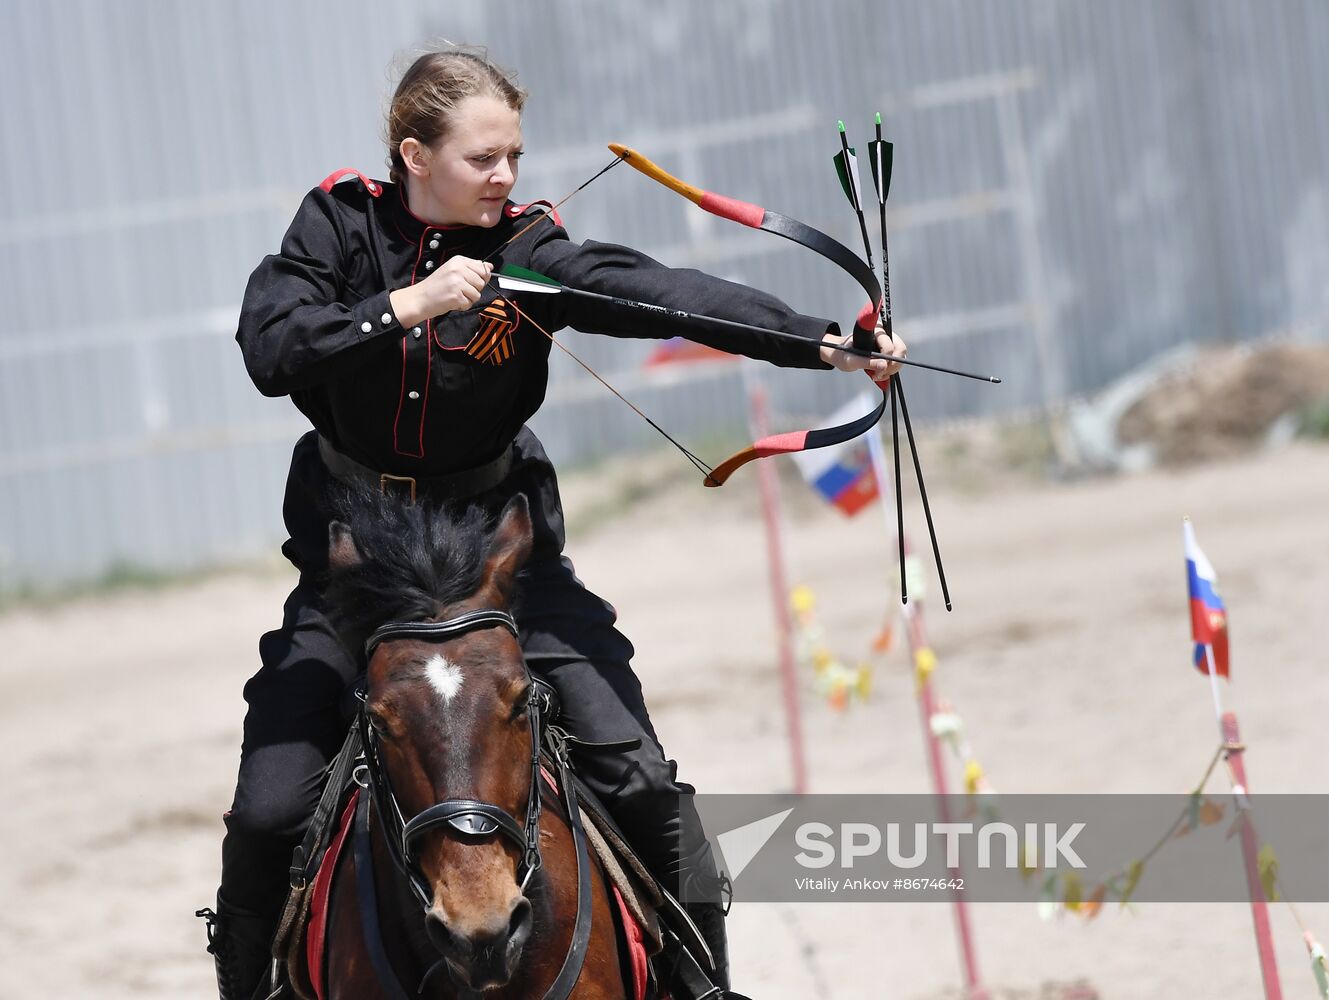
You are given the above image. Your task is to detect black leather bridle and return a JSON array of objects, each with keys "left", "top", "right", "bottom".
[
  {"left": 354, "top": 608, "right": 596, "bottom": 1000},
  {"left": 358, "top": 609, "right": 544, "bottom": 909}
]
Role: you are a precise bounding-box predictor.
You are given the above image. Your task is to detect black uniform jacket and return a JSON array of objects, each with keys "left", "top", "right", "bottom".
[{"left": 237, "top": 171, "right": 836, "bottom": 592}]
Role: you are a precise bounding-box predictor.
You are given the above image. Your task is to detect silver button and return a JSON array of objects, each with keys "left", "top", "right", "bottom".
[
  {"left": 380, "top": 312, "right": 392, "bottom": 325},
  {"left": 424, "top": 260, "right": 435, "bottom": 271},
  {"left": 429, "top": 240, "right": 440, "bottom": 250},
  {"left": 408, "top": 390, "right": 420, "bottom": 400},
  {"left": 412, "top": 327, "right": 422, "bottom": 339},
  {"left": 360, "top": 321, "right": 372, "bottom": 333}
]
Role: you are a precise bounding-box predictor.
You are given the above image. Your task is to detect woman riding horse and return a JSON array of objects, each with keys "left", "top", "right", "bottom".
[{"left": 205, "top": 45, "right": 905, "bottom": 1000}]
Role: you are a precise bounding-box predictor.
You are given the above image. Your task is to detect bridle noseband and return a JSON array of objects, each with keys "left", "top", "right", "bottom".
[{"left": 358, "top": 609, "right": 546, "bottom": 909}]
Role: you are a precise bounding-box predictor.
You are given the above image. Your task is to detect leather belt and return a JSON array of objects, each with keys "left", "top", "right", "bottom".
[{"left": 317, "top": 435, "right": 514, "bottom": 503}]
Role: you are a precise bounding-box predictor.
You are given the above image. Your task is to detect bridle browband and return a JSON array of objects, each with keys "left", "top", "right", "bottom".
[{"left": 364, "top": 609, "right": 523, "bottom": 656}]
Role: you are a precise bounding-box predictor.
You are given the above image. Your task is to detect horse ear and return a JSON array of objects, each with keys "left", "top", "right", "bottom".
[
  {"left": 327, "top": 521, "right": 364, "bottom": 572},
  {"left": 481, "top": 495, "right": 533, "bottom": 604}
]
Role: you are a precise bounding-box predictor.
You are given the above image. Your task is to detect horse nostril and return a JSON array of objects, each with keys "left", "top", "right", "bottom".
[
  {"left": 425, "top": 909, "right": 461, "bottom": 960},
  {"left": 425, "top": 897, "right": 531, "bottom": 989},
  {"left": 507, "top": 896, "right": 533, "bottom": 952}
]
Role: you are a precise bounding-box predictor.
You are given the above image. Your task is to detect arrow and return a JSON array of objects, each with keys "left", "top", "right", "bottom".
[
  {"left": 835, "top": 116, "right": 952, "bottom": 609},
  {"left": 833, "top": 120, "right": 874, "bottom": 275},
  {"left": 496, "top": 266, "right": 1001, "bottom": 383},
  {"left": 869, "top": 112, "right": 895, "bottom": 330}
]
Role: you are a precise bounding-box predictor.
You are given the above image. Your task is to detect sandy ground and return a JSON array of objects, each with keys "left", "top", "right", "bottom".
[{"left": 2, "top": 438, "right": 1327, "bottom": 999}]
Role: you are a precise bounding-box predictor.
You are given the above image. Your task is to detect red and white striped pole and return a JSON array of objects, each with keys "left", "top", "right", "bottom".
[
  {"left": 901, "top": 601, "right": 988, "bottom": 1000},
  {"left": 866, "top": 423, "right": 986, "bottom": 999},
  {"left": 1187, "top": 518, "right": 1281, "bottom": 999},
  {"left": 748, "top": 380, "right": 809, "bottom": 793},
  {"left": 1217, "top": 697, "right": 1282, "bottom": 998}
]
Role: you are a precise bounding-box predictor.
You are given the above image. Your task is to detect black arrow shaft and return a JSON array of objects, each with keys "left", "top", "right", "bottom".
[
  {"left": 838, "top": 127, "right": 874, "bottom": 272},
  {"left": 553, "top": 284, "right": 1000, "bottom": 383},
  {"left": 874, "top": 123, "right": 895, "bottom": 333}
]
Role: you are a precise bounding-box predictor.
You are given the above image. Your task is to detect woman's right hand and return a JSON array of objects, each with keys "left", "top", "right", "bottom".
[
  {"left": 389, "top": 256, "right": 494, "bottom": 329},
  {"left": 421, "top": 256, "right": 494, "bottom": 314}
]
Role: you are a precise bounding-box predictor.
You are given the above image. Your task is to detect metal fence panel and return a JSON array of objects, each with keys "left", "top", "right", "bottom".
[{"left": 1, "top": 0, "right": 1325, "bottom": 589}]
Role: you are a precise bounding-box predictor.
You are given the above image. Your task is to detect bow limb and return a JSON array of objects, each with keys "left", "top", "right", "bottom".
[
  {"left": 703, "top": 383, "right": 888, "bottom": 487},
  {"left": 608, "top": 143, "right": 882, "bottom": 351},
  {"left": 607, "top": 142, "right": 890, "bottom": 486}
]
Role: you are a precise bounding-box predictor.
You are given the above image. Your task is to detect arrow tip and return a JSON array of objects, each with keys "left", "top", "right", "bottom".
[
  {"left": 837, "top": 120, "right": 846, "bottom": 133},
  {"left": 876, "top": 111, "right": 882, "bottom": 125}
]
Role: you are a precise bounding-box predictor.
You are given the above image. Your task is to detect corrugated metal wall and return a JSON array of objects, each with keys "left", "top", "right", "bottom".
[{"left": 2, "top": 0, "right": 1326, "bottom": 589}]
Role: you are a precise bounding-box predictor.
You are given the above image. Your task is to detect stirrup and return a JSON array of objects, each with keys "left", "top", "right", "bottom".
[
  {"left": 196, "top": 898, "right": 280, "bottom": 1000},
  {"left": 658, "top": 922, "right": 748, "bottom": 1000},
  {"left": 682, "top": 869, "right": 733, "bottom": 914}
]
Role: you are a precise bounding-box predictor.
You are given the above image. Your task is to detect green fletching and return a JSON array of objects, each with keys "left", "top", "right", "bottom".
[
  {"left": 498, "top": 264, "right": 560, "bottom": 286},
  {"left": 495, "top": 264, "right": 564, "bottom": 295},
  {"left": 833, "top": 150, "right": 855, "bottom": 205},
  {"left": 833, "top": 148, "right": 864, "bottom": 210}
]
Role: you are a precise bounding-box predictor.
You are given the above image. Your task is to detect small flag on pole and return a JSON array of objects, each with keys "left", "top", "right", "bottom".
[
  {"left": 1184, "top": 518, "right": 1230, "bottom": 679},
  {"left": 790, "top": 395, "right": 880, "bottom": 516}
]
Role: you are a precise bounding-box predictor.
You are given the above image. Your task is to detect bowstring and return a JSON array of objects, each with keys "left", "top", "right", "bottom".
[
  {"left": 477, "top": 152, "right": 716, "bottom": 479},
  {"left": 480, "top": 153, "right": 626, "bottom": 267},
  {"left": 496, "top": 293, "right": 715, "bottom": 479}
]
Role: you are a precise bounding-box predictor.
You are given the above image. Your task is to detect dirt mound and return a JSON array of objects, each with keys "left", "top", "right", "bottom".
[{"left": 1117, "top": 342, "right": 1329, "bottom": 465}]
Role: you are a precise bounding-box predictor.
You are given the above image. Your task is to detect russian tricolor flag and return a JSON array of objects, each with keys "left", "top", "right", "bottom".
[
  {"left": 790, "top": 397, "right": 880, "bottom": 517},
  {"left": 1184, "top": 519, "right": 1230, "bottom": 679}
]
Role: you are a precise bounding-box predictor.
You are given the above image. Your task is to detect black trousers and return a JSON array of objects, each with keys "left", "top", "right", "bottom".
[{"left": 219, "top": 554, "right": 714, "bottom": 922}]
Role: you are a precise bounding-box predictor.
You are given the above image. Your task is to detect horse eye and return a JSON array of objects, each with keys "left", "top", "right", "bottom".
[
  {"left": 511, "top": 687, "right": 533, "bottom": 722},
  {"left": 367, "top": 711, "right": 392, "bottom": 737}
]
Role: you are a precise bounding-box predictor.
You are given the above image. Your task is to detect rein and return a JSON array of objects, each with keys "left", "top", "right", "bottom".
[{"left": 353, "top": 608, "right": 597, "bottom": 1000}]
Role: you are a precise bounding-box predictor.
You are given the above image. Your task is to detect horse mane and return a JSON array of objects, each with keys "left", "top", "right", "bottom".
[{"left": 321, "top": 481, "right": 508, "bottom": 656}]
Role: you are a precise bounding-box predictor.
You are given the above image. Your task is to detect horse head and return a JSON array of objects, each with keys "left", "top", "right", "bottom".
[{"left": 326, "top": 488, "right": 539, "bottom": 992}]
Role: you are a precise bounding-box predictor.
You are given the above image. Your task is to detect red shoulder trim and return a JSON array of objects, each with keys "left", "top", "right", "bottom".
[
  {"left": 318, "top": 168, "right": 383, "bottom": 198},
  {"left": 505, "top": 199, "right": 561, "bottom": 227}
]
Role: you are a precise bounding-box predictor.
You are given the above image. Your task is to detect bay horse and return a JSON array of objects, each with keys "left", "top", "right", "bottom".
[{"left": 309, "top": 489, "right": 632, "bottom": 999}]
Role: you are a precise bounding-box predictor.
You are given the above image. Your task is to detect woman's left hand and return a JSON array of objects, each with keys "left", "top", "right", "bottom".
[{"left": 819, "top": 320, "right": 907, "bottom": 383}]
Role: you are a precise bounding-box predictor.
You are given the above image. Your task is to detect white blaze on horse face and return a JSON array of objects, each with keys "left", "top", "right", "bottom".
[{"left": 424, "top": 654, "right": 464, "bottom": 705}]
